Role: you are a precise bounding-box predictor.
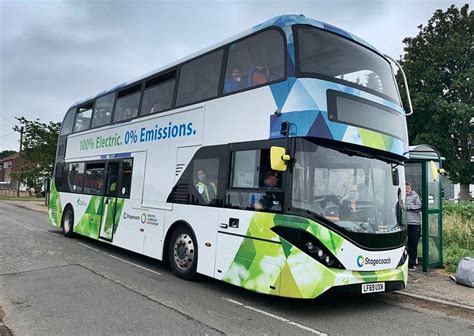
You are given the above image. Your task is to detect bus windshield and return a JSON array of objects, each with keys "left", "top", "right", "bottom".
[
  {"left": 296, "top": 26, "right": 400, "bottom": 103},
  {"left": 292, "top": 139, "right": 405, "bottom": 234}
]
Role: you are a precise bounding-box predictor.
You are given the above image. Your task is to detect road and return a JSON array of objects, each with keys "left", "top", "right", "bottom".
[{"left": 0, "top": 202, "right": 472, "bottom": 335}]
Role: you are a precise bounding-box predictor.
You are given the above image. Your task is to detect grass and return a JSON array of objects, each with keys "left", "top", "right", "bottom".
[
  {"left": 442, "top": 202, "right": 474, "bottom": 272},
  {"left": 0, "top": 194, "right": 45, "bottom": 202}
]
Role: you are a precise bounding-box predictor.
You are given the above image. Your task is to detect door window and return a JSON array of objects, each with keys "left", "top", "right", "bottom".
[
  {"left": 105, "top": 162, "right": 120, "bottom": 197},
  {"left": 120, "top": 159, "right": 133, "bottom": 198}
]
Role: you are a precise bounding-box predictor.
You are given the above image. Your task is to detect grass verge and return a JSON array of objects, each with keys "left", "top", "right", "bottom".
[{"left": 443, "top": 202, "right": 473, "bottom": 272}]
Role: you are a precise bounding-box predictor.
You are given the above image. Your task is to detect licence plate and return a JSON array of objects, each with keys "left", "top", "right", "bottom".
[{"left": 361, "top": 282, "right": 385, "bottom": 294}]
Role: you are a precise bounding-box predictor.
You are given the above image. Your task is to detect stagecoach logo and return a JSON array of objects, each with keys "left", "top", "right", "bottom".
[
  {"left": 357, "top": 255, "right": 391, "bottom": 267},
  {"left": 140, "top": 213, "right": 147, "bottom": 224},
  {"left": 76, "top": 198, "right": 87, "bottom": 207},
  {"left": 123, "top": 212, "right": 140, "bottom": 221}
]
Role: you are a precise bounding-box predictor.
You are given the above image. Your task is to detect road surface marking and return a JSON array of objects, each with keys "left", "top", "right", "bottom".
[
  {"left": 223, "top": 297, "right": 327, "bottom": 335},
  {"left": 77, "top": 242, "right": 161, "bottom": 276}
]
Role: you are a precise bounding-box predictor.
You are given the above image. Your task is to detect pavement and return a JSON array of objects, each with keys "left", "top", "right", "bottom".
[
  {"left": 403, "top": 268, "right": 474, "bottom": 310},
  {"left": 0, "top": 200, "right": 473, "bottom": 335},
  {"left": 2, "top": 200, "right": 48, "bottom": 214}
]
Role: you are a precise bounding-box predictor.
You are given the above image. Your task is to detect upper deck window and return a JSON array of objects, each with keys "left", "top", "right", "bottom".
[
  {"left": 113, "top": 85, "right": 141, "bottom": 122},
  {"left": 141, "top": 72, "right": 176, "bottom": 116},
  {"left": 224, "top": 29, "right": 285, "bottom": 94},
  {"left": 61, "top": 108, "right": 76, "bottom": 135},
  {"left": 92, "top": 93, "right": 115, "bottom": 128},
  {"left": 296, "top": 26, "right": 400, "bottom": 103},
  {"left": 73, "top": 103, "right": 93, "bottom": 133},
  {"left": 176, "top": 49, "right": 223, "bottom": 106}
]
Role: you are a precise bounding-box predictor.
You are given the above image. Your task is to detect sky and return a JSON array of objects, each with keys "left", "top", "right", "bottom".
[{"left": 0, "top": 0, "right": 468, "bottom": 151}]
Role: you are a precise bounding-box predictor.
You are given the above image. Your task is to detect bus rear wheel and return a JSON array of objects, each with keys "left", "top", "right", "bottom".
[
  {"left": 168, "top": 225, "right": 197, "bottom": 280},
  {"left": 61, "top": 206, "right": 74, "bottom": 238}
]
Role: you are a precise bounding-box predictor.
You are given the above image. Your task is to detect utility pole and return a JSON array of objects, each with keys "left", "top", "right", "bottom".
[{"left": 16, "top": 126, "right": 23, "bottom": 198}]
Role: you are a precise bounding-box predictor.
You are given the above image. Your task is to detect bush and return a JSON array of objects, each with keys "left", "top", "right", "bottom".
[
  {"left": 443, "top": 202, "right": 474, "bottom": 221},
  {"left": 443, "top": 202, "right": 474, "bottom": 272}
]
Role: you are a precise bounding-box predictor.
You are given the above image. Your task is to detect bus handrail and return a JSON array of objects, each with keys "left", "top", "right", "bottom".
[{"left": 384, "top": 54, "right": 414, "bottom": 116}]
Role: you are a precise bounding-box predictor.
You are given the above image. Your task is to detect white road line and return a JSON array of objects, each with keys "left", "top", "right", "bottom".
[
  {"left": 223, "top": 297, "right": 327, "bottom": 335},
  {"left": 77, "top": 242, "right": 161, "bottom": 276}
]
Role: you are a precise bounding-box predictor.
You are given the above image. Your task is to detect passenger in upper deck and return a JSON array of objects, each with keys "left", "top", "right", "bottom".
[
  {"left": 248, "top": 65, "right": 269, "bottom": 87},
  {"left": 224, "top": 66, "right": 245, "bottom": 93}
]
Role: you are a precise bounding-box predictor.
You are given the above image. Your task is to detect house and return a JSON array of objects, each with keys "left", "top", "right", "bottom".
[{"left": 0, "top": 152, "right": 21, "bottom": 185}]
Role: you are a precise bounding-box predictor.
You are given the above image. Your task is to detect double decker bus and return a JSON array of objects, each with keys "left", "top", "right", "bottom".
[{"left": 49, "top": 15, "right": 412, "bottom": 298}]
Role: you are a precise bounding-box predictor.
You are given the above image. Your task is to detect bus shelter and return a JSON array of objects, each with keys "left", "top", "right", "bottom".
[{"left": 405, "top": 145, "right": 445, "bottom": 272}]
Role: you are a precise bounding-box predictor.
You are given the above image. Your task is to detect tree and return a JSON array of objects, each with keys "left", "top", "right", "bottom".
[
  {"left": 13, "top": 117, "right": 61, "bottom": 196},
  {"left": 0, "top": 150, "right": 16, "bottom": 159},
  {"left": 399, "top": 4, "right": 473, "bottom": 200},
  {"left": 366, "top": 72, "right": 382, "bottom": 92}
]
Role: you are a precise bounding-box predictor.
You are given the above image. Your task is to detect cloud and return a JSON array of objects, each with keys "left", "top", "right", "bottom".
[{"left": 0, "top": 0, "right": 467, "bottom": 150}]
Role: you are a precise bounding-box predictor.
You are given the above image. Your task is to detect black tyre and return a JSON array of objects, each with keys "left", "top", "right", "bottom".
[
  {"left": 61, "top": 206, "right": 75, "bottom": 238},
  {"left": 168, "top": 225, "right": 197, "bottom": 280}
]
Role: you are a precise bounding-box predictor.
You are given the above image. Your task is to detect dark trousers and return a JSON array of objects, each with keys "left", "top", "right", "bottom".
[{"left": 407, "top": 225, "right": 421, "bottom": 267}]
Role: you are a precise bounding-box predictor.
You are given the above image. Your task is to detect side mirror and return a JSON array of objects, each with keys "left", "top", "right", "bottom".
[{"left": 270, "top": 146, "right": 291, "bottom": 172}]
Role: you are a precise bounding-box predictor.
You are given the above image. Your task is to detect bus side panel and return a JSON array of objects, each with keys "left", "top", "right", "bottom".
[
  {"left": 112, "top": 152, "right": 147, "bottom": 254},
  {"left": 53, "top": 192, "right": 94, "bottom": 237},
  {"left": 216, "top": 210, "right": 284, "bottom": 296},
  {"left": 203, "top": 87, "right": 276, "bottom": 146},
  {"left": 142, "top": 107, "right": 205, "bottom": 209},
  {"left": 48, "top": 181, "right": 62, "bottom": 227}
]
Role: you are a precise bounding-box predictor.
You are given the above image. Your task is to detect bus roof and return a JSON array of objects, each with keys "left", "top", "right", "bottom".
[{"left": 70, "top": 14, "right": 380, "bottom": 109}]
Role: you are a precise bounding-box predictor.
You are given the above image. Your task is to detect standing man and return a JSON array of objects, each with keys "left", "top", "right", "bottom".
[{"left": 406, "top": 182, "right": 422, "bottom": 271}]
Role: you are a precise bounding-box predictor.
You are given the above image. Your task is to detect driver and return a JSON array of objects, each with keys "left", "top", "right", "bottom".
[{"left": 339, "top": 185, "right": 359, "bottom": 221}]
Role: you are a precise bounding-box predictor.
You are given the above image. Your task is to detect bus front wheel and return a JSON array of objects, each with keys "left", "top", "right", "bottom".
[
  {"left": 168, "top": 225, "right": 197, "bottom": 280},
  {"left": 61, "top": 206, "right": 74, "bottom": 238}
]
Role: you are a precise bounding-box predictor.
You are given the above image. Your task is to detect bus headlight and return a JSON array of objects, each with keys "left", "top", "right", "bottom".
[
  {"left": 398, "top": 248, "right": 408, "bottom": 266},
  {"left": 317, "top": 249, "right": 324, "bottom": 258},
  {"left": 325, "top": 255, "right": 334, "bottom": 266},
  {"left": 306, "top": 241, "right": 318, "bottom": 253},
  {"left": 272, "top": 226, "right": 344, "bottom": 269}
]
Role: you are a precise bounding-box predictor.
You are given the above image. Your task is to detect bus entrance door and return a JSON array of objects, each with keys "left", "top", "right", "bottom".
[{"left": 99, "top": 161, "right": 120, "bottom": 241}]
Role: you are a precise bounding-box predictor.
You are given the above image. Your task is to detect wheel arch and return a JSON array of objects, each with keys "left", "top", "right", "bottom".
[
  {"left": 61, "top": 203, "right": 74, "bottom": 228},
  {"left": 163, "top": 220, "right": 197, "bottom": 265}
]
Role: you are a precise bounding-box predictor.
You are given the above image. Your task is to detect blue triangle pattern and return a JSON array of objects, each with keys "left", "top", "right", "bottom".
[
  {"left": 282, "top": 79, "right": 319, "bottom": 112},
  {"left": 287, "top": 42, "right": 296, "bottom": 76},
  {"left": 308, "top": 112, "right": 334, "bottom": 140},
  {"left": 319, "top": 111, "right": 347, "bottom": 141},
  {"left": 270, "top": 77, "right": 295, "bottom": 111}
]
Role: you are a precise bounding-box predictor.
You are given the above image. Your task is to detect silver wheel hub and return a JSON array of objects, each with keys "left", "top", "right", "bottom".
[
  {"left": 64, "top": 211, "right": 72, "bottom": 232},
  {"left": 173, "top": 233, "right": 195, "bottom": 271}
]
